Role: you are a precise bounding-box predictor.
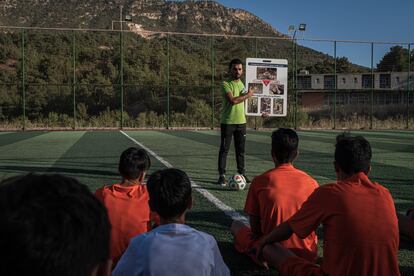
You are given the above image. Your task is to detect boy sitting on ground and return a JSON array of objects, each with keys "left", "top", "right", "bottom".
[
  {"left": 231, "top": 128, "right": 319, "bottom": 264},
  {"left": 259, "top": 134, "right": 400, "bottom": 276},
  {"left": 0, "top": 174, "right": 111, "bottom": 276},
  {"left": 113, "top": 168, "right": 230, "bottom": 276},
  {"left": 95, "top": 147, "right": 157, "bottom": 267}
]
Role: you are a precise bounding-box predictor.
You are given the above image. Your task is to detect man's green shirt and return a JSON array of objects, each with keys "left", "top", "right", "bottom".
[{"left": 220, "top": 79, "right": 246, "bottom": 124}]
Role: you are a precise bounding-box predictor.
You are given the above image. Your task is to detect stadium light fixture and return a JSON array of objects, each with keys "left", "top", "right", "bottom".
[
  {"left": 111, "top": 7, "right": 133, "bottom": 30},
  {"left": 288, "top": 23, "right": 307, "bottom": 40},
  {"left": 125, "top": 15, "right": 132, "bottom": 22}
]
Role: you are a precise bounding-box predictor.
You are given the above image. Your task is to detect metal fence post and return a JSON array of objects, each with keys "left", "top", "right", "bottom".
[
  {"left": 254, "top": 37, "right": 258, "bottom": 130},
  {"left": 72, "top": 31, "right": 76, "bottom": 130},
  {"left": 370, "top": 42, "right": 374, "bottom": 129},
  {"left": 333, "top": 41, "right": 337, "bottom": 129},
  {"left": 210, "top": 35, "right": 215, "bottom": 129},
  {"left": 120, "top": 29, "right": 124, "bottom": 129},
  {"left": 294, "top": 39, "right": 298, "bottom": 130},
  {"left": 21, "top": 29, "right": 26, "bottom": 131},
  {"left": 166, "top": 34, "right": 170, "bottom": 129},
  {"left": 407, "top": 43, "right": 411, "bottom": 129}
]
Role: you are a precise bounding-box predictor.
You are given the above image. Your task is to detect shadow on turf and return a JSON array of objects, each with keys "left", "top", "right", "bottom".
[
  {"left": 0, "top": 132, "right": 47, "bottom": 147},
  {"left": 400, "top": 266, "right": 414, "bottom": 275},
  {"left": 0, "top": 164, "right": 118, "bottom": 177},
  {"left": 218, "top": 240, "right": 276, "bottom": 276},
  {"left": 186, "top": 209, "right": 272, "bottom": 275},
  {"left": 400, "top": 237, "right": 414, "bottom": 251}
]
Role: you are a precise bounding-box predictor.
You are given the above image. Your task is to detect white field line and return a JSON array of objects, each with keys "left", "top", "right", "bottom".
[{"left": 120, "top": 130, "right": 248, "bottom": 223}]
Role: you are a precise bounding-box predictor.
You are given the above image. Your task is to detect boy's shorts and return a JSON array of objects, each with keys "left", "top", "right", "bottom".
[
  {"left": 407, "top": 209, "right": 414, "bottom": 239},
  {"left": 278, "top": 256, "right": 325, "bottom": 276},
  {"left": 410, "top": 219, "right": 414, "bottom": 240},
  {"left": 233, "top": 225, "right": 262, "bottom": 265}
]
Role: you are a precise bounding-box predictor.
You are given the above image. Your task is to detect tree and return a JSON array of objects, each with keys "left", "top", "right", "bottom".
[
  {"left": 377, "top": 46, "right": 413, "bottom": 72},
  {"left": 305, "top": 57, "right": 359, "bottom": 74}
]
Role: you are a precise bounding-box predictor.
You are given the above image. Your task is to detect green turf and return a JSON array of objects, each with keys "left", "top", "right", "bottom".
[{"left": 0, "top": 130, "right": 412, "bottom": 275}]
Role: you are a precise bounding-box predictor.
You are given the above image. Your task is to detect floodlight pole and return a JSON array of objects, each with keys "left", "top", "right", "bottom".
[
  {"left": 289, "top": 26, "right": 298, "bottom": 129},
  {"left": 294, "top": 34, "right": 298, "bottom": 130},
  {"left": 291, "top": 29, "right": 298, "bottom": 130},
  {"left": 407, "top": 43, "right": 411, "bottom": 129},
  {"left": 370, "top": 42, "right": 374, "bottom": 129},
  {"left": 333, "top": 41, "right": 337, "bottom": 129},
  {"left": 290, "top": 24, "right": 306, "bottom": 130}
]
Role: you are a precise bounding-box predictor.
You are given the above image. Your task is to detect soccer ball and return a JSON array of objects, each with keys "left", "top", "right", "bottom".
[{"left": 228, "top": 174, "right": 247, "bottom": 190}]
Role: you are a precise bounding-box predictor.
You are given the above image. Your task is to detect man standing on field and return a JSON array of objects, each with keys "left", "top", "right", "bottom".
[{"left": 217, "top": 58, "right": 253, "bottom": 186}]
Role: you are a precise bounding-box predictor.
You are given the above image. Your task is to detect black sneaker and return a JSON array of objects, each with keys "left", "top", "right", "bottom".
[
  {"left": 217, "top": 175, "right": 227, "bottom": 186},
  {"left": 242, "top": 174, "right": 251, "bottom": 184}
]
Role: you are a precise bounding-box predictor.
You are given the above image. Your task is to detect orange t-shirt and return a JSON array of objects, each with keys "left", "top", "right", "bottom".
[
  {"left": 244, "top": 164, "right": 319, "bottom": 262},
  {"left": 288, "top": 172, "right": 400, "bottom": 276},
  {"left": 95, "top": 183, "right": 155, "bottom": 266}
]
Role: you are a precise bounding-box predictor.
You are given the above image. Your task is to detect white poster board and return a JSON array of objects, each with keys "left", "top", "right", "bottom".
[{"left": 245, "top": 58, "right": 288, "bottom": 117}]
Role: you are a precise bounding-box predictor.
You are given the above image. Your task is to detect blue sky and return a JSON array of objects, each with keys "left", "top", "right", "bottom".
[{"left": 216, "top": 0, "right": 414, "bottom": 68}]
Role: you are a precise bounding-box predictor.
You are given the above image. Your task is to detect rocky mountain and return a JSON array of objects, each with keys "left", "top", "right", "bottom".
[
  {"left": 0, "top": 0, "right": 285, "bottom": 37},
  {"left": 0, "top": 0, "right": 367, "bottom": 128}
]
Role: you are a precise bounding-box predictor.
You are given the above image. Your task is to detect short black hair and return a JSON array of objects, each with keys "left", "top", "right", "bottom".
[
  {"left": 118, "top": 147, "right": 151, "bottom": 180},
  {"left": 229, "top": 58, "right": 243, "bottom": 70},
  {"left": 147, "top": 168, "right": 192, "bottom": 219},
  {"left": 271, "top": 128, "right": 299, "bottom": 163},
  {"left": 335, "top": 134, "right": 372, "bottom": 175},
  {"left": 0, "top": 173, "right": 110, "bottom": 276}
]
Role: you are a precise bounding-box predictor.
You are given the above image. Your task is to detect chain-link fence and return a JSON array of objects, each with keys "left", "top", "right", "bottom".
[{"left": 0, "top": 26, "right": 412, "bottom": 129}]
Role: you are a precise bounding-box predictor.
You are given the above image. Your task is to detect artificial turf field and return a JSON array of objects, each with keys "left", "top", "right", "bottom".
[{"left": 0, "top": 129, "right": 413, "bottom": 275}]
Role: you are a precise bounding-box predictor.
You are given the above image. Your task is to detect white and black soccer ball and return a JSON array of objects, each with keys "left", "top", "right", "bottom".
[{"left": 228, "top": 174, "right": 247, "bottom": 191}]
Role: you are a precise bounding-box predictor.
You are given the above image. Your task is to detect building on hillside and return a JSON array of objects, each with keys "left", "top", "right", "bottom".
[{"left": 297, "top": 71, "right": 414, "bottom": 109}]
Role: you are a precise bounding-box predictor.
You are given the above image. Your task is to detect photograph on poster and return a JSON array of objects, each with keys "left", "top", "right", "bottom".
[
  {"left": 269, "top": 83, "right": 284, "bottom": 95},
  {"left": 257, "top": 67, "right": 277, "bottom": 80},
  {"left": 273, "top": 98, "right": 284, "bottom": 115},
  {"left": 260, "top": 98, "right": 271, "bottom": 114},
  {"left": 245, "top": 58, "right": 288, "bottom": 117},
  {"left": 247, "top": 97, "right": 258, "bottom": 113},
  {"left": 248, "top": 83, "right": 263, "bottom": 94}
]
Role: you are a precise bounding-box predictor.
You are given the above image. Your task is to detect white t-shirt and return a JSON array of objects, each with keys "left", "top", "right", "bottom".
[{"left": 113, "top": 223, "right": 230, "bottom": 276}]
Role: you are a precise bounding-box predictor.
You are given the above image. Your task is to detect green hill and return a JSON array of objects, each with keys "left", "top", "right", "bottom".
[{"left": 0, "top": 0, "right": 366, "bottom": 128}]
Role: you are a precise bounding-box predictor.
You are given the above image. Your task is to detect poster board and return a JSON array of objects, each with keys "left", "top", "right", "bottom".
[{"left": 245, "top": 58, "right": 288, "bottom": 117}]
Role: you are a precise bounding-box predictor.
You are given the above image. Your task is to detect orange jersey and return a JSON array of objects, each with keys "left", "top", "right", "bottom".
[
  {"left": 288, "top": 172, "right": 400, "bottom": 276},
  {"left": 95, "top": 184, "right": 154, "bottom": 265},
  {"left": 244, "top": 164, "right": 319, "bottom": 261}
]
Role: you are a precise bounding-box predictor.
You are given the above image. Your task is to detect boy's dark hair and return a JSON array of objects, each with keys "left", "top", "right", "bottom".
[
  {"left": 229, "top": 58, "right": 243, "bottom": 70},
  {"left": 271, "top": 128, "right": 299, "bottom": 163},
  {"left": 335, "top": 134, "right": 372, "bottom": 175},
  {"left": 118, "top": 147, "right": 151, "bottom": 180},
  {"left": 147, "top": 168, "right": 192, "bottom": 219},
  {"left": 0, "top": 173, "right": 110, "bottom": 276}
]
